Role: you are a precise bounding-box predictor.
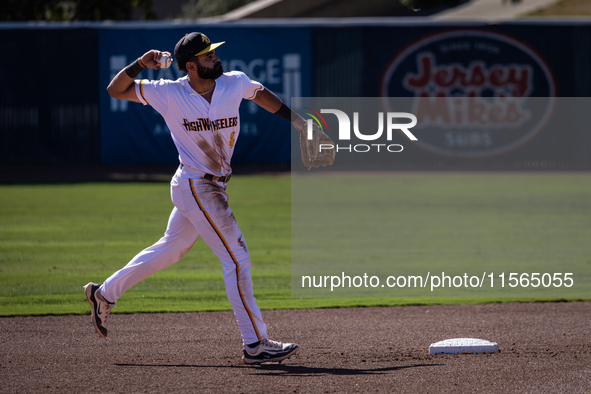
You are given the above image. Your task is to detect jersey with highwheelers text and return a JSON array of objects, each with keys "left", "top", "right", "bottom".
[{"left": 135, "top": 71, "right": 263, "bottom": 176}]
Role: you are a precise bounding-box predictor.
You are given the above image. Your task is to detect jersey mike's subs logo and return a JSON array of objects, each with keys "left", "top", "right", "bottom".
[{"left": 381, "top": 31, "right": 556, "bottom": 158}]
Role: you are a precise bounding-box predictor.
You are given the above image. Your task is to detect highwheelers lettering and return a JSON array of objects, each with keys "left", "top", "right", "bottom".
[{"left": 182, "top": 117, "right": 238, "bottom": 132}]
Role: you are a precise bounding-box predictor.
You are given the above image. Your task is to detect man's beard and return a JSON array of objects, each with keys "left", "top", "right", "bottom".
[{"left": 197, "top": 61, "right": 223, "bottom": 79}]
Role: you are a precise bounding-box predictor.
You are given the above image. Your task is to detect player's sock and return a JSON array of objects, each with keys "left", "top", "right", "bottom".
[{"left": 246, "top": 341, "right": 260, "bottom": 348}]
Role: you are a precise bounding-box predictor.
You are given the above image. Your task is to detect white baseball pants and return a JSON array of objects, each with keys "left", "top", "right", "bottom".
[{"left": 101, "top": 166, "right": 267, "bottom": 345}]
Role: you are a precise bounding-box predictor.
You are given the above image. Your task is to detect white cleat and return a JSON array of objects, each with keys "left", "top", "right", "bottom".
[{"left": 242, "top": 338, "right": 299, "bottom": 364}]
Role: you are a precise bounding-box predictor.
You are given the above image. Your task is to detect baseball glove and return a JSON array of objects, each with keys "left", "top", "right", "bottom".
[{"left": 297, "top": 122, "right": 336, "bottom": 169}]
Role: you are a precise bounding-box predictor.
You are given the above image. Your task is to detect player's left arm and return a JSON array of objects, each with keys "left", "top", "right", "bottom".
[{"left": 251, "top": 88, "right": 306, "bottom": 131}]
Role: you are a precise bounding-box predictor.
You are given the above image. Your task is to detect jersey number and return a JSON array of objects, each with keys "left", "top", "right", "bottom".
[{"left": 229, "top": 132, "right": 235, "bottom": 148}]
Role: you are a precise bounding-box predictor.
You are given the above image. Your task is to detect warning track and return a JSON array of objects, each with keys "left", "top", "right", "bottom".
[{"left": 1, "top": 302, "right": 590, "bottom": 393}]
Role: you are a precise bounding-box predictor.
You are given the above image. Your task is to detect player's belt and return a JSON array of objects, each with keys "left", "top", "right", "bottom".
[
  {"left": 179, "top": 164, "right": 231, "bottom": 183},
  {"left": 204, "top": 173, "right": 231, "bottom": 183}
]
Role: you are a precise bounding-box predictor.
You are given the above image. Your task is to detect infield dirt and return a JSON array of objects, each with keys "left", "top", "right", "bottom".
[{"left": 2, "top": 302, "right": 590, "bottom": 393}]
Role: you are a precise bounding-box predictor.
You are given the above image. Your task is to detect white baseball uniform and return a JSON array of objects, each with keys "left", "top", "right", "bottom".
[{"left": 100, "top": 71, "right": 267, "bottom": 345}]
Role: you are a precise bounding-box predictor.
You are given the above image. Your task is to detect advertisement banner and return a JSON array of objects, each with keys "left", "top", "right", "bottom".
[{"left": 354, "top": 25, "right": 591, "bottom": 168}]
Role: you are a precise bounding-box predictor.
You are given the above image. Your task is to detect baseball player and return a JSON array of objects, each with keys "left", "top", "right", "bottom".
[{"left": 83, "top": 32, "right": 313, "bottom": 364}]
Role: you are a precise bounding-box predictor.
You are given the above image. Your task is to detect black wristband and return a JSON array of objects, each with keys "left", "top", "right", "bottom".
[
  {"left": 274, "top": 102, "right": 294, "bottom": 122},
  {"left": 124, "top": 58, "right": 146, "bottom": 79}
]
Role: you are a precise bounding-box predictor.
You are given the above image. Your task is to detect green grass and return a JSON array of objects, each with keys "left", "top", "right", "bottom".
[
  {"left": 292, "top": 172, "right": 591, "bottom": 299},
  {"left": 1, "top": 173, "right": 590, "bottom": 316}
]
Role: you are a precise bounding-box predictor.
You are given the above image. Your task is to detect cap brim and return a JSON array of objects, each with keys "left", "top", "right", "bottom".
[{"left": 194, "top": 41, "right": 225, "bottom": 57}]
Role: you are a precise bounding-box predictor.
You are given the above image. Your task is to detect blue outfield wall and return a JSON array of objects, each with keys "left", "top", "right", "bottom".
[
  {"left": 0, "top": 20, "right": 590, "bottom": 167},
  {"left": 312, "top": 23, "right": 591, "bottom": 97},
  {"left": 0, "top": 27, "right": 100, "bottom": 165}
]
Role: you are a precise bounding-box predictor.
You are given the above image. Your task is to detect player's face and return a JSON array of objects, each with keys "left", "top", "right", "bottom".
[{"left": 194, "top": 50, "right": 223, "bottom": 80}]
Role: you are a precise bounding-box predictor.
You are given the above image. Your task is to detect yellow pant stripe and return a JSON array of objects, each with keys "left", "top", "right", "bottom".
[{"left": 189, "top": 179, "right": 261, "bottom": 341}]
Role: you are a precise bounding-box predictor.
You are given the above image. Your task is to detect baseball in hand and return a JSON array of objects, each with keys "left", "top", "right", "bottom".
[{"left": 158, "top": 54, "right": 173, "bottom": 69}]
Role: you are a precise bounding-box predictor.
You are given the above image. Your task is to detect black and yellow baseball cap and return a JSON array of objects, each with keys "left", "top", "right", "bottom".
[{"left": 174, "top": 32, "right": 225, "bottom": 61}]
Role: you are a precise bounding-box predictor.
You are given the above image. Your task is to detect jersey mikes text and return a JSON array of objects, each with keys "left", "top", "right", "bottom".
[{"left": 182, "top": 117, "right": 238, "bottom": 132}]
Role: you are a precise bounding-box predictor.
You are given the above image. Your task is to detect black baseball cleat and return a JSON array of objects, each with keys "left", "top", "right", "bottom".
[
  {"left": 242, "top": 338, "right": 299, "bottom": 364},
  {"left": 83, "top": 282, "right": 115, "bottom": 338}
]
